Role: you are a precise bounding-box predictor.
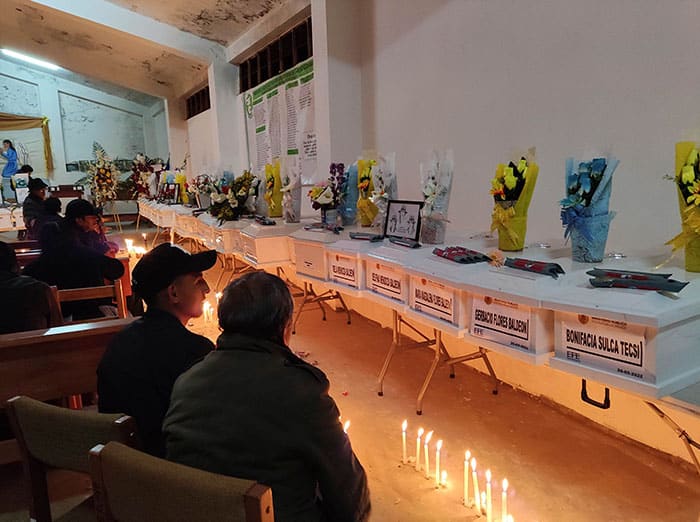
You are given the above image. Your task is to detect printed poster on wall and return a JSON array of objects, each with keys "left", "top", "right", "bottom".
[{"left": 243, "top": 58, "right": 317, "bottom": 185}]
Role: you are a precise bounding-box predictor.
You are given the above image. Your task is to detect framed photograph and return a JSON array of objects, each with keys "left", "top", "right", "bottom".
[
  {"left": 157, "top": 182, "right": 180, "bottom": 204},
  {"left": 384, "top": 199, "right": 423, "bottom": 242}
]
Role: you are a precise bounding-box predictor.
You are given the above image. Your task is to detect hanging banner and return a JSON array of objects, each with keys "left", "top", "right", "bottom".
[{"left": 243, "top": 59, "right": 316, "bottom": 184}]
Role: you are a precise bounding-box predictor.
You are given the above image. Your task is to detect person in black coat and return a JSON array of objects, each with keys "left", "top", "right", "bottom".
[
  {"left": 98, "top": 243, "right": 217, "bottom": 457},
  {"left": 164, "top": 272, "right": 371, "bottom": 522}
]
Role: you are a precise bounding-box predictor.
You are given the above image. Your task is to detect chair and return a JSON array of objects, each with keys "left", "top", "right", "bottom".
[
  {"left": 50, "top": 280, "right": 127, "bottom": 323},
  {"left": 89, "top": 442, "right": 274, "bottom": 522},
  {"left": 6, "top": 396, "right": 138, "bottom": 522}
]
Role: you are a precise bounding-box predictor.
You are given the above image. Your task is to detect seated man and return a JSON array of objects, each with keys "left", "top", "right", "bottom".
[
  {"left": 22, "top": 177, "right": 48, "bottom": 239},
  {"left": 62, "top": 199, "right": 118, "bottom": 257},
  {"left": 0, "top": 241, "right": 61, "bottom": 334},
  {"left": 164, "top": 272, "right": 371, "bottom": 522},
  {"left": 23, "top": 221, "right": 125, "bottom": 320},
  {"left": 98, "top": 244, "right": 217, "bottom": 457}
]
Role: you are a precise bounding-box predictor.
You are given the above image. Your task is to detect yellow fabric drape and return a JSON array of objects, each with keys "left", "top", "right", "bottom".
[{"left": 0, "top": 112, "right": 54, "bottom": 171}]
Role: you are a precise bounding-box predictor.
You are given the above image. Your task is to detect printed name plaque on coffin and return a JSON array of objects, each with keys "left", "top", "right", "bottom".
[
  {"left": 559, "top": 315, "right": 650, "bottom": 383},
  {"left": 329, "top": 253, "right": 359, "bottom": 287},
  {"left": 367, "top": 262, "right": 406, "bottom": 302},
  {"left": 471, "top": 296, "right": 532, "bottom": 351},
  {"left": 410, "top": 277, "right": 456, "bottom": 324}
]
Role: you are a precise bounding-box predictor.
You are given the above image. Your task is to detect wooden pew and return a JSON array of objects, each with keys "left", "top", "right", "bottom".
[{"left": 0, "top": 318, "right": 134, "bottom": 465}]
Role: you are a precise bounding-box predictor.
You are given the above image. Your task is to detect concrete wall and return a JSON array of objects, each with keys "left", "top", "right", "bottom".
[
  {"left": 359, "top": 0, "right": 700, "bottom": 252},
  {"left": 0, "top": 58, "right": 168, "bottom": 183}
]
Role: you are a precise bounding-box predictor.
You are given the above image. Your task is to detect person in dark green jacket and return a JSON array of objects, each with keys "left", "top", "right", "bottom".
[{"left": 164, "top": 272, "right": 370, "bottom": 522}]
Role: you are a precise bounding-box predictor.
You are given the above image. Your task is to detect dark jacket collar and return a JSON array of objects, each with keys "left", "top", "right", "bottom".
[{"left": 144, "top": 307, "right": 188, "bottom": 327}]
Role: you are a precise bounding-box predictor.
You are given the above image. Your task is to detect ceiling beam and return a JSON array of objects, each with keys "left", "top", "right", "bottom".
[{"left": 29, "top": 0, "right": 226, "bottom": 63}]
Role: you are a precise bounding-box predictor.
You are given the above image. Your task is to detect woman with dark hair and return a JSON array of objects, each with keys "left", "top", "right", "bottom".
[
  {"left": 164, "top": 272, "right": 370, "bottom": 522},
  {"left": 1, "top": 140, "right": 18, "bottom": 202}
]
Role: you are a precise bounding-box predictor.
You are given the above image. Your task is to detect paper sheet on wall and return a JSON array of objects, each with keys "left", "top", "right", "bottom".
[{"left": 243, "top": 58, "right": 317, "bottom": 184}]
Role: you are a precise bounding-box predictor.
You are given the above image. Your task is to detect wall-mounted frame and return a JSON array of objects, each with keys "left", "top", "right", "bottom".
[{"left": 384, "top": 199, "right": 423, "bottom": 242}]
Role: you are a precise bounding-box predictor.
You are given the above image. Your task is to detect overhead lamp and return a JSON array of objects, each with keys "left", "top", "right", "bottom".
[{"left": 1, "top": 48, "right": 60, "bottom": 71}]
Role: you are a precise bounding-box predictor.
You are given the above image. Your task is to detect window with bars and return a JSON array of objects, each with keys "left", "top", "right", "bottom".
[
  {"left": 239, "top": 17, "right": 312, "bottom": 92},
  {"left": 186, "top": 86, "right": 211, "bottom": 119}
]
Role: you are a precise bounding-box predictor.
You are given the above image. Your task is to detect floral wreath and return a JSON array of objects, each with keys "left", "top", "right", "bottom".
[{"left": 88, "top": 142, "right": 119, "bottom": 207}]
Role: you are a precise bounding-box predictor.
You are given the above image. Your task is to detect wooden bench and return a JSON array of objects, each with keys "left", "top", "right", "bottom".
[
  {"left": 0, "top": 318, "right": 134, "bottom": 465},
  {"left": 51, "top": 280, "right": 127, "bottom": 323}
]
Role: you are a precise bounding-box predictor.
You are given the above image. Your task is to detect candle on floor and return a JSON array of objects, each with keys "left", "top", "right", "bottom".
[
  {"left": 507, "top": 516, "right": 514, "bottom": 522},
  {"left": 415, "top": 428, "right": 424, "bottom": 471},
  {"left": 481, "top": 492, "right": 487, "bottom": 515},
  {"left": 343, "top": 420, "right": 351, "bottom": 433},
  {"left": 203, "top": 301, "right": 212, "bottom": 322},
  {"left": 471, "top": 457, "right": 481, "bottom": 513},
  {"left": 215, "top": 291, "right": 222, "bottom": 305},
  {"left": 486, "top": 469, "right": 492, "bottom": 522},
  {"left": 401, "top": 420, "right": 408, "bottom": 464},
  {"left": 423, "top": 431, "right": 433, "bottom": 479},
  {"left": 141, "top": 232, "right": 147, "bottom": 248},
  {"left": 501, "top": 478, "right": 508, "bottom": 522},
  {"left": 440, "top": 470, "right": 447, "bottom": 487},
  {"left": 463, "top": 450, "right": 471, "bottom": 507},
  {"left": 435, "top": 440, "right": 443, "bottom": 487},
  {"left": 125, "top": 238, "right": 134, "bottom": 256}
]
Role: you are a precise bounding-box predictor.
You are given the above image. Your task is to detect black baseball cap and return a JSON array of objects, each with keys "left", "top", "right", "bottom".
[
  {"left": 27, "top": 178, "right": 48, "bottom": 191},
  {"left": 65, "top": 199, "right": 99, "bottom": 220},
  {"left": 132, "top": 243, "right": 217, "bottom": 299}
]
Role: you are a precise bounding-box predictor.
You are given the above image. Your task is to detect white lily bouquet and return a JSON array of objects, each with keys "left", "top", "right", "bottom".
[
  {"left": 370, "top": 152, "right": 398, "bottom": 229},
  {"left": 420, "top": 149, "right": 453, "bottom": 244}
]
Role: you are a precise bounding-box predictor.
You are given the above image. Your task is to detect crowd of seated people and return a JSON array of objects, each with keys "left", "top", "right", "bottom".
[{"left": 3, "top": 210, "right": 371, "bottom": 521}]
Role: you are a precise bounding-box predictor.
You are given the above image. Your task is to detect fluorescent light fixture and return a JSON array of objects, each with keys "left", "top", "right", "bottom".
[{"left": 1, "top": 48, "right": 60, "bottom": 71}]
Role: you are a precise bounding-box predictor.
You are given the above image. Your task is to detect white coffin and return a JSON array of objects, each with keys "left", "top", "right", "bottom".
[
  {"left": 241, "top": 223, "right": 302, "bottom": 267},
  {"left": 290, "top": 228, "right": 341, "bottom": 281}
]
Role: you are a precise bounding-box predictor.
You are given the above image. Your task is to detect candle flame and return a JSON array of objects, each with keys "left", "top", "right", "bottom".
[
  {"left": 507, "top": 516, "right": 514, "bottom": 522},
  {"left": 465, "top": 450, "right": 471, "bottom": 461},
  {"left": 440, "top": 470, "right": 447, "bottom": 486},
  {"left": 424, "top": 430, "right": 433, "bottom": 444},
  {"left": 203, "top": 301, "right": 212, "bottom": 312},
  {"left": 215, "top": 291, "right": 222, "bottom": 302},
  {"left": 343, "top": 420, "right": 351, "bottom": 433},
  {"left": 436, "top": 439, "right": 443, "bottom": 451},
  {"left": 471, "top": 457, "right": 477, "bottom": 471},
  {"left": 402, "top": 419, "right": 407, "bottom": 432},
  {"left": 125, "top": 239, "right": 134, "bottom": 250},
  {"left": 141, "top": 233, "right": 147, "bottom": 239},
  {"left": 417, "top": 427, "right": 424, "bottom": 438},
  {"left": 486, "top": 469, "right": 492, "bottom": 482},
  {"left": 502, "top": 478, "right": 508, "bottom": 491}
]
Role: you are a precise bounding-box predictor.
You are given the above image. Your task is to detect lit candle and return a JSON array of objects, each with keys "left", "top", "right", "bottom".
[
  {"left": 481, "top": 492, "right": 487, "bottom": 515},
  {"left": 507, "top": 516, "right": 514, "bottom": 522},
  {"left": 141, "top": 232, "right": 147, "bottom": 248},
  {"left": 343, "top": 420, "right": 351, "bottom": 433},
  {"left": 471, "top": 458, "right": 481, "bottom": 514},
  {"left": 125, "top": 238, "right": 134, "bottom": 256},
  {"left": 415, "top": 428, "right": 424, "bottom": 471},
  {"left": 423, "top": 430, "right": 433, "bottom": 479},
  {"left": 215, "top": 291, "right": 222, "bottom": 305},
  {"left": 486, "top": 469, "right": 492, "bottom": 522},
  {"left": 203, "top": 301, "right": 212, "bottom": 322},
  {"left": 401, "top": 420, "right": 408, "bottom": 464},
  {"left": 440, "top": 470, "right": 447, "bottom": 487},
  {"left": 463, "top": 450, "right": 471, "bottom": 507},
  {"left": 435, "top": 440, "right": 443, "bottom": 487},
  {"left": 501, "top": 479, "right": 508, "bottom": 522}
]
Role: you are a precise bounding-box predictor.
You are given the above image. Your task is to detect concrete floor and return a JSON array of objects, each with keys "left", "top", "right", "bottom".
[{"left": 1, "top": 231, "right": 700, "bottom": 521}]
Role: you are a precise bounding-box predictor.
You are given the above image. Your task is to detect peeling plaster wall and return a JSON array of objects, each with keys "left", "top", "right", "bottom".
[{"left": 0, "top": 58, "right": 169, "bottom": 183}]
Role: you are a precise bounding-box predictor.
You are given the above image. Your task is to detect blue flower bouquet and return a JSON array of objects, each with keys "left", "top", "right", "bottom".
[{"left": 560, "top": 157, "right": 619, "bottom": 262}]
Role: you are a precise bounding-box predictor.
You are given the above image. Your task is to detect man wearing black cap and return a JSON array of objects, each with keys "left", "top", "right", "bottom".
[
  {"left": 22, "top": 177, "right": 48, "bottom": 238},
  {"left": 97, "top": 243, "right": 217, "bottom": 456},
  {"left": 62, "top": 198, "right": 117, "bottom": 256}
]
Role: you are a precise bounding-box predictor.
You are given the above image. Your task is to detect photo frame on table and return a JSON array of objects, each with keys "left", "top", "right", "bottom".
[
  {"left": 384, "top": 199, "right": 423, "bottom": 242},
  {"left": 157, "top": 182, "right": 180, "bottom": 205}
]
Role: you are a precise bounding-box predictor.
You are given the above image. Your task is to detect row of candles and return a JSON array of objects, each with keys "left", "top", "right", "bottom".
[
  {"left": 202, "top": 291, "right": 223, "bottom": 322},
  {"left": 401, "top": 420, "right": 514, "bottom": 522}
]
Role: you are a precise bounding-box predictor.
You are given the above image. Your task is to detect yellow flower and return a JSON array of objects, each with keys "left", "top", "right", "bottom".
[
  {"left": 504, "top": 167, "right": 517, "bottom": 190},
  {"left": 681, "top": 165, "right": 696, "bottom": 185},
  {"left": 686, "top": 181, "right": 700, "bottom": 206}
]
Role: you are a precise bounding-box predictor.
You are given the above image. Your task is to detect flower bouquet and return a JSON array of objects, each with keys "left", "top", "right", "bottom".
[
  {"left": 189, "top": 174, "right": 217, "bottom": 209},
  {"left": 666, "top": 142, "right": 700, "bottom": 272},
  {"left": 357, "top": 158, "right": 378, "bottom": 226},
  {"left": 88, "top": 142, "right": 119, "bottom": 208},
  {"left": 263, "top": 160, "right": 283, "bottom": 218},
  {"left": 420, "top": 149, "right": 453, "bottom": 244},
  {"left": 281, "top": 166, "right": 301, "bottom": 223},
  {"left": 129, "top": 153, "right": 154, "bottom": 199},
  {"left": 370, "top": 152, "right": 398, "bottom": 228},
  {"left": 490, "top": 153, "right": 539, "bottom": 251},
  {"left": 208, "top": 170, "right": 258, "bottom": 224},
  {"left": 560, "top": 156, "right": 619, "bottom": 262},
  {"left": 308, "top": 163, "right": 345, "bottom": 225}
]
